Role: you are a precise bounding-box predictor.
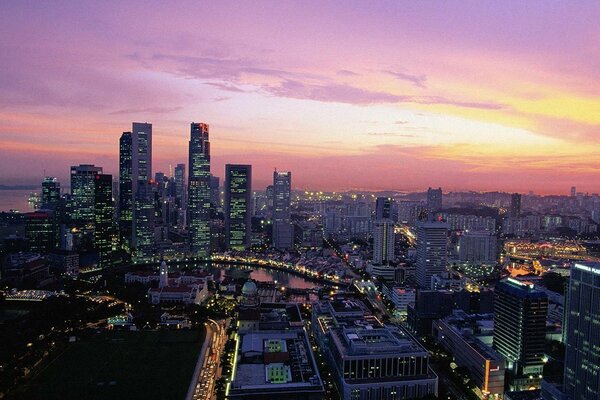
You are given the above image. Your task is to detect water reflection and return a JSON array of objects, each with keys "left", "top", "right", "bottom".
[{"left": 173, "top": 261, "right": 317, "bottom": 290}]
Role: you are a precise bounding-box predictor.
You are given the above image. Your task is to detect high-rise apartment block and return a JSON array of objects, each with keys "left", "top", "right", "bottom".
[{"left": 415, "top": 220, "right": 448, "bottom": 289}]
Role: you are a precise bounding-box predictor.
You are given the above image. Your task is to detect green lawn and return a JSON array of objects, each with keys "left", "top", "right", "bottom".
[{"left": 9, "top": 329, "right": 204, "bottom": 400}]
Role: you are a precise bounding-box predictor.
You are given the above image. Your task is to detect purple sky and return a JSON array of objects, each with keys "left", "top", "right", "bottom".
[{"left": 1, "top": 1, "right": 600, "bottom": 193}]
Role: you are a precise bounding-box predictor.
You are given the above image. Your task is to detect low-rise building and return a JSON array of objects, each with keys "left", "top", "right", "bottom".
[{"left": 432, "top": 311, "right": 505, "bottom": 397}]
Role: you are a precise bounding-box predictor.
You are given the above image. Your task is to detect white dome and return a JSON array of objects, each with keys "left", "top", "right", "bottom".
[{"left": 241, "top": 280, "right": 258, "bottom": 295}]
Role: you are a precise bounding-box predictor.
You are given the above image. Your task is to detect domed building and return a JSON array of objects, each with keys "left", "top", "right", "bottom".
[{"left": 240, "top": 279, "right": 259, "bottom": 308}]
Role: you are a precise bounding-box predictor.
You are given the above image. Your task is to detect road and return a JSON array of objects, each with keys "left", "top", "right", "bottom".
[{"left": 186, "top": 319, "right": 227, "bottom": 400}]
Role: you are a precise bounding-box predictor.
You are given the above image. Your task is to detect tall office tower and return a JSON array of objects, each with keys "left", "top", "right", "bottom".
[
  {"left": 372, "top": 220, "right": 395, "bottom": 265},
  {"left": 571, "top": 186, "right": 576, "bottom": 197},
  {"left": 224, "top": 164, "right": 252, "bottom": 250},
  {"left": 458, "top": 231, "right": 497, "bottom": 264},
  {"left": 119, "top": 132, "right": 133, "bottom": 248},
  {"left": 174, "top": 163, "right": 186, "bottom": 208},
  {"left": 131, "top": 123, "right": 154, "bottom": 259},
  {"left": 188, "top": 122, "right": 211, "bottom": 257},
  {"left": 41, "top": 177, "right": 60, "bottom": 210},
  {"left": 70, "top": 164, "right": 103, "bottom": 226},
  {"left": 510, "top": 193, "right": 522, "bottom": 218},
  {"left": 94, "top": 174, "right": 114, "bottom": 268},
  {"left": 209, "top": 174, "right": 220, "bottom": 210},
  {"left": 426, "top": 187, "right": 443, "bottom": 214},
  {"left": 415, "top": 220, "right": 449, "bottom": 289},
  {"left": 375, "top": 197, "right": 392, "bottom": 220},
  {"left": 493, "top": 278, "right": 548, "bottom": 391},
  {"left": 131, "top": 122, "right": 152, "bottom": 197},
  {"left": 561, "top": 263, "right": 600, "bottom": 400},
  {"left": 133, "top": 180, "right": 155, "bottom": 260},
  {"left": 272, "top": 170, "right": 293, "bottom": 250}
]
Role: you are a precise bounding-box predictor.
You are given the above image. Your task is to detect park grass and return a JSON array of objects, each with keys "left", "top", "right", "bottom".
[{"left": 9, "top": 329, "right": 205, "bottom": 400}]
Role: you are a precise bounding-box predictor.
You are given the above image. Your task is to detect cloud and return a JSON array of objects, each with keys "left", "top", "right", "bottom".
[
  {"left": 366, "top": 132, "right": 416, "bottom": 137},
  {"left": 108, "top": 106, "right": 183, "bottom": 115},
  {"left": 384, "top": 70, "right": 427, "bottom": 88},
  {"left": 337, "top": 69, "right": 360, "bottom": 77},
  {"left": 204, "top": 82, "right": 248, "bottom": 93},
  {"left": 263, "top": 79, "right": 505, "bottom": 109}
]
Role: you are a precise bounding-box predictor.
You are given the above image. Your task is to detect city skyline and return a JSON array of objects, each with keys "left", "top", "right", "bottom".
[{"left": 1, "top": 2, "right": 600, "bottom": 193}]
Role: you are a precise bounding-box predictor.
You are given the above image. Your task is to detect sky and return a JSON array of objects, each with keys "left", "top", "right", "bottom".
[{"left": 1, "top": 1, "right": 599, "bottom": 194}]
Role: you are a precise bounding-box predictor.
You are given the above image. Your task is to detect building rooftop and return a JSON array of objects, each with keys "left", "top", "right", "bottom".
[
  {"left": 229, "top": 330, "right": 323, "bottom": 394},
  {"left": 331, "top": 325, "right": 426, "bottom": 357}
]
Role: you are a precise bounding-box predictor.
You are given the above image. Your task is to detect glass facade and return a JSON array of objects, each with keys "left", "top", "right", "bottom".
[
  {"left": 188, "top": 122, "right": 211, "bottom": 257},
  {"left": 564, "top": 263, "right": 600, "bottom": 400},
  {"left": 272, "top": 170, "right": 293, "bottom": 250},
  {"left": 119, "top": 132, "right": 133, "bottom": 248},
  {"left": 94, "top": 174, "right": 114, "bottom": 267},
  {"left": 225, "top": 164, "right": 252, "bottom": 250}
]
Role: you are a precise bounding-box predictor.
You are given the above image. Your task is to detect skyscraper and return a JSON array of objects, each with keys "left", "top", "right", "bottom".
[
  {"left": 426, "top": 187, "right": 443, "bottom": 214},
  {"left": 493, "top": 278, "right": 548, "bottom": 391},
  {"left": 272, "top": 170, "right": 293, "bottom": 250},
  {"left": 41, "top": 177, "right": 60, "bottom": 210},
  {"left": 372, "top": 219, "right": 395, "bottom": 265},
  {"left": 70, "top": 164, "right": 103, "bottom": 226},
  {"left": 94, "top": 174, "right": 114, "bottom": 268},
  {"left": 174, "top": 163, "right": 185, "bottom": 208},
  {"left": 133, "top": 180, "right": 155, "bottom": 260},
  {"left": 571, "top": 186, "right": 576, "bottom": 197},
  {"left": 224, "top": 164, "right": 252, "bottom": 250},
  {"left": 131, "top": 122, "right": 154, "bottom": 260},
  {"left": 119, "top": 132, "right": 133, "bottom": 248},
  {"left": 131, "top": 122, "right": 152, "bottom": 197},
  {"left": 510, "top": 193, "right": 522, "bottom": 218},
  {"left": 188, "top": 122, "right": 211, "bottom": 257},
  {"left": 415, "top": 220, "right": 448, "bottom": 289},
  {"left": 562, "top": 262, "right": 600, "bottom": 400}
]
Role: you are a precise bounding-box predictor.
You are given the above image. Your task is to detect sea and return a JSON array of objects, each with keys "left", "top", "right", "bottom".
[{"left": 0, "top": 189, "right": 39, "bottom": 212}]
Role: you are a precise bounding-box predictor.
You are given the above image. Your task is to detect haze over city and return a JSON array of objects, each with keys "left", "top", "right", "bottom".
[{"left": 2, "top": 1, "right": 599, "bottom": 193}]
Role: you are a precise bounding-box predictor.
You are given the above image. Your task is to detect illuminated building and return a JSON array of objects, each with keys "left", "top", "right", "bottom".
[
  {"left": 433, "top": 311, "right": 505, "bottom": 397},
  {"left": 562, "top": 262, "right": 600, "bottom": 400},
  {"left": 224, "top": 164, "right": 252, "bottom": 250},
  {"left": 272, "top": 170, "right": 293, "bottom": 250},
  {"left": 133, "top": 180, "right": 155, "bottom": 260},
  {"left": 312, "top": 300, "right": 437, "bottom": 400},
  {"left": 129, "top": 122, "right": 154, "bottom": 260},
  {"left": 119, "top": 132, "right": 133, "bottom": 248},
  {"left": 41, "top": 177, "right": 60, "bottom": 210},
  {"left": 504, "top": 239, "right": 589, "bottom": 260},
  {"left": 70, "top": 164, "right": 103, "bottom": 226},
  {"left": 131, "top": 122, "right": 152, "bottom": 198},
  {"left": 415, "top": 220, "right": 449, "bottom": 289},
  {"left": 94, "top": 173, "right": 114, "bottom": 267},
  {"left": 493, "top": 278, "right": 548, "bottom": 390},
  {"left": 25, "top": 211, "right": 58, "bottom": 253},
  {"left": 188, "top": 122, "right": 211, "bottom": 257},
  {"left": 426, "top": 187, "right": 442, "bottom": 214},
  {"left": 370, "top": 220, "right": 395, "bottom": 280}
]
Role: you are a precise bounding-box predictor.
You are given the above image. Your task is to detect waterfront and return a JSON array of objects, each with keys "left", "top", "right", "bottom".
[{"left": 0, "top": 189, "right": 38, "bottom": 212}]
